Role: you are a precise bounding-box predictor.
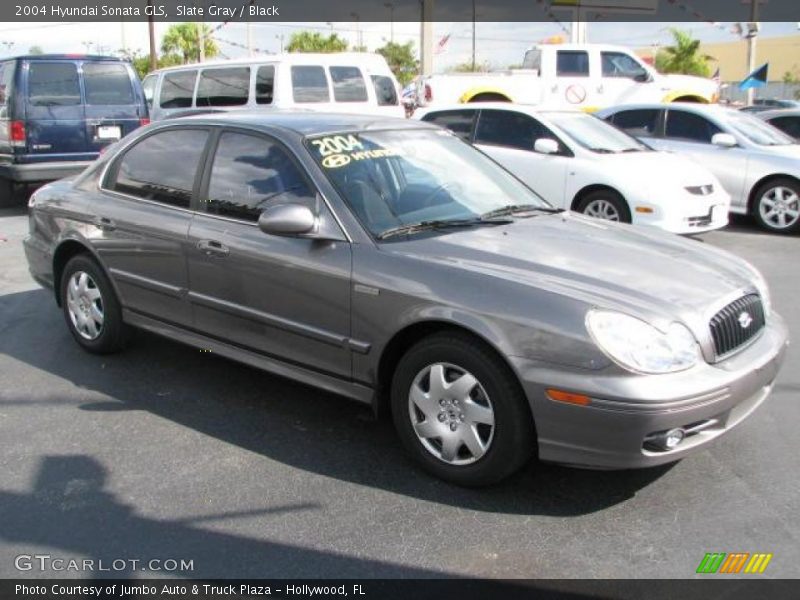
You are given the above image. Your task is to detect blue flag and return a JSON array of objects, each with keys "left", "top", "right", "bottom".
[{"left": 739, "top": 63, "right": 768, "bottom": 90}]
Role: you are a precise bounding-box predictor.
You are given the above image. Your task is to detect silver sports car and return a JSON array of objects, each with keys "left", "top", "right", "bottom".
[
  {"left": 23, "top": 113, "right": 788, "bottom": 485},
  {"left": 599, "top": 103, "right": 800, "bottom": 234}
]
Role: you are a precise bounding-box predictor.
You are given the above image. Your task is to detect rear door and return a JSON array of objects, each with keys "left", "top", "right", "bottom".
[
  {"left": 23, "top": 60, "right": 89, "bottom": 161},
  {"left": 82, "top": 61, "right": 144, "bottom": 153},
  {"left": 421, "top": 109, "right": 477, "bottom": 142}
]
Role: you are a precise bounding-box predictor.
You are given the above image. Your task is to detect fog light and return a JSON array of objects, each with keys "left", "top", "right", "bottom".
[{"left": 664, "top": 428, "right": 685, "bottom": 449}]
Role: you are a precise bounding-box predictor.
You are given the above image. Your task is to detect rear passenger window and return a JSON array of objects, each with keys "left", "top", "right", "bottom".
[
  {"left": 206, "top": 132, "right": 315, "bottom": 222},
  {"left": 160, "top": 70, "right": 197, "bottom": 109},
  {"left": 329, "top": 66, "right": 368, "bottom": 102},
  {"left": 371, "top": 75, "right": 398, "bottom": 106},
  {"left": 611, "top": 109, "right": 660, "bottom": 136},
  {"left": 0, "top": 61, "right": 14, "bottom": 115},
  {"left": 83, "top": 63, "right": 134, "bottom": 105},
  {"left": 557, "top": 51, "right": 589, "bottom": 77},
  {"left": 197, "top": 67, "right": 249, "bottom": 107},
  {"left": 109, "top": 129, "right": 208, "bottom": 208},
  {"left": 28, "top": 62, "right": 81, "bottom": 106},
  {"left": 423, "top": 110, "right": 475, "bottom": 142},
  {"left": 256, "top": 66, "right": 275, "bottom": 105},
  {"left": 291, "top": 66, "right": 329, "bottom": 103},
  {"left": 769, "top": 116, "right": 800, "bottom": 140},
  {"left": 665, "top": 110, "right": 722, "bottom": 143}
]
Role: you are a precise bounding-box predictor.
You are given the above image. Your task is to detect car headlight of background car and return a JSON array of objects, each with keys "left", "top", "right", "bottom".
[{"left": 586, "top": 310, "right": 701, "bottom": 374}]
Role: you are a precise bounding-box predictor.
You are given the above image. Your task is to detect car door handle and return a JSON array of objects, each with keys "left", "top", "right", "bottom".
[
  {"left": 93, "top": 216, "right": 116, "bottom": 231},
  {"left": 197, "top": 239, "right": 229, "bottom": 257}
]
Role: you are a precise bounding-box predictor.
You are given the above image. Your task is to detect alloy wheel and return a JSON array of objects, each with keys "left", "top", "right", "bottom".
[
  {"left": 66, "top": 271, "right": 105, "bottom": 340},
  {"left": 583, "top": 199, "right": 621, "bottom": 222},
  {"left": 759, "top": 186, "right": 800, "bottom": 230}
]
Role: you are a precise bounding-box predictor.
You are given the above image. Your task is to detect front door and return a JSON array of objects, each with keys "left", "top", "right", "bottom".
[{"left": 187, "top": 129, "right": 353, "bottom": 379}]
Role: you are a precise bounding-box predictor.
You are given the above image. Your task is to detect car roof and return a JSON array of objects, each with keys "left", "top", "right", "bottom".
[
  {"left": 8, "top": 53, "right": 125, "bottom": 62},
  {"left": 154, "top": 52, "right": 391, "bottom": 74},
  {"left": 597, "top": 103, "right": 739, "bottom": 117},
  {"left": 757, "top": 108, "right": 800, "bottom": 119},
  {"left": 418, "top": 103, "right": 583, "bottom": 116},
  {"left": 176, "top": 111, "right": 437, "bottom": 137}
]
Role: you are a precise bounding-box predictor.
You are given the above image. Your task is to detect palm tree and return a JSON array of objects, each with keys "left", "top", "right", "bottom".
[
  {"left": 655, "top": 28, "right": 713, "bottom": 77},
  {"left": 286, "top": 31, "right": 349, "bottom": 53},
  {"left": 161, "top": 23, "right": 218, "bottom": 64}
]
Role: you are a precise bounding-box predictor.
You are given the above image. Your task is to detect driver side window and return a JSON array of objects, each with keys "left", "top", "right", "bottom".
[
  {"left": 601, "top": 52, "right": 648, "bottom": 80},
  {"left": 205, "top": 132, "right": 315, "bottom": 222},
  {"left": 475, "top": 109, "right": 566, "bottom": 154}
]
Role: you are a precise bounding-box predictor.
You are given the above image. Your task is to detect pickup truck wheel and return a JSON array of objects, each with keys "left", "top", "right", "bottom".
[
  {"left": 577, "top": 190, "right": 631, "bottom": 223},
  {"left": 61, "top": 254, "right": 129, "bottom": 354},
  {"left": 753, "top": 178, "right": 800, "bottom": 233},
  {"left": 391, "top": 332, "right": 535, "bottom": 486}
]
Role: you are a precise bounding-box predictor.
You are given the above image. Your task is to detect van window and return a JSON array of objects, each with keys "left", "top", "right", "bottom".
[
  {"left": 0, "top": 61, "right": 14, "bottom": 114},
  {"left": 256, "top": 65, "right": 275, "bottom": 104},
  {"left": 84, "top": 62, "right": 134, "bottom": 105},
  {"left": 142, "top": 74, "right": 156, "bottom": 106},
  {"left": 329, "top": 66, "right": 368, "bottom": 102},
  {"left": 160, "top": 70, "right": 197, "bottom": 109},
  {"left": 423, "top": 110, "right": 475, "bottom": 142},
  {"left": 28, "top": 62, "right": 81, "bottom": 106},
  {"left": 197, "top": 67, "right": 249, "bottom": 107},
  {"left": 371, "top": 75, "right": 398, "bottom": 106},
  {"left": 601, "top": 52, "right": 647, "bottom": 79},
  {"left": 556, "top": 51, "right": 589, "bottom": 77},
  {"left": 207, "top": 132, "right": 314, "bottom": 221},
  {"left": 291, "top": 66, "right": 329, "bottom": 103},
  {"left": 110, "top": 129, "right": 209, "bottom": 208}
]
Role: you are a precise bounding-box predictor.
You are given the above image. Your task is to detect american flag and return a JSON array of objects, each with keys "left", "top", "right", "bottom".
[
  {"left": 435, "top": 34, "right": 451, "bottom": 55},
  {"left": 712, "top": 67, "right": 721, "bottom": 85}
]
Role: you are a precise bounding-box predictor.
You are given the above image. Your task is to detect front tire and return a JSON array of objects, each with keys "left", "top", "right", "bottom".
[
  {"left": 390, "top": 332, "right": 535, "bottom": 486},
  {"left": 752, "top": 178, "right": 800, "bottom": 234},
  {"left": 577, "top": 189, "right": 631, "bottom": 223},
  {"left": 60, "top": 254, "right": 129, "bottom": 354}
]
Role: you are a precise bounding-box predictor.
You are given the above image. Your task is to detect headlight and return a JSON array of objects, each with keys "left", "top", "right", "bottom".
[{"left": 586, "top": 310, "right": 701, "bottom": 374}]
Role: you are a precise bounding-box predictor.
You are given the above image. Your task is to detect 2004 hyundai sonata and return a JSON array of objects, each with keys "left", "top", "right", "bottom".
[{"left": 23, "top": 113, "right": 788, "bottom": 486}]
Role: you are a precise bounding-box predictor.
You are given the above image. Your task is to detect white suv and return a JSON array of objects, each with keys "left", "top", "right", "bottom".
[{"left": 143, "top": 53, "right": 403, "bottom": 121}]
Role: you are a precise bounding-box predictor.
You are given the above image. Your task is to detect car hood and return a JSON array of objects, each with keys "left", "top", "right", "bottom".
[
  {"left": 388, "top": 212, "right": 755, "bottom": 328},
  {"left": 593, "top": 150, "right": 718, "bottom": 187},
  {"left": 752, "top": 143, "right": 800, "bottom": 161}
]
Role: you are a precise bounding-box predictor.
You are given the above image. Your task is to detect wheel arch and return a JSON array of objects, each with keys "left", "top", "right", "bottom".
[
  {"left": 52, "top": 238, "right": 106, "bottom": 306},
  {"left": 459, "top": 88, "right": 513, "bottom": 103},
  {"left": 662, "top": 90, "right": 711, "bottom": 104},
  {"left": 570, "top": 183, "right": 627, "bottom": 212},
  {"left": 374, "top": 319, "right": 525, "bottom": 419},
  {"left": 747, "top": 173, "right": 800, "bottom": 214}
]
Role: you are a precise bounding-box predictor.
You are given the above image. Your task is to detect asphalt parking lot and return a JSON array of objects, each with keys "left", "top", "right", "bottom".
[{"left": 1, "top": 205, "right": 798, "bottom": 580}]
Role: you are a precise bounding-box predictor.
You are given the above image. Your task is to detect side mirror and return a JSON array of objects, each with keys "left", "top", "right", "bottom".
[
  {"left": 712, "top": 133, "right": 738, "bottom": 148},
  {"left": 633, "top": 71, "right": 652, "bottom": 83},
  {"left": 258, "top": 203, "right": 317, "bottom": 236},
  {"left": 534, "top": 138, "right": 560, "bottom": 155}
]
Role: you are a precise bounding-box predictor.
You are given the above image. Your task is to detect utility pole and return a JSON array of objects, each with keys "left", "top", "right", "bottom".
[
  {"left": 420, "top": 0, "right": 433, "bottom": 77},
  {"left": 745, "top": 0, "right": 761, "bottom": 106},
  {"left": 146, "top": 0, "right": 157, "bottom": 70},
  {"left": 275, "top": 34, "right": 284, "bottom": 53},
  {"left": 247, "top": 22, "right": 253, "bottom": 57},
  {"left": 351, "top": 12, "right": 362, "bottom": 49},
  {"left": 384, "top": 3, "right": 394, "bottom": 43},
  {"left": 471, "top": 0, "right": 476, "bottom": 71}
]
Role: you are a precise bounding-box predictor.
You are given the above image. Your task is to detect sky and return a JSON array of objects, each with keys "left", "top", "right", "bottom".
[{"left": 0, "top": 20, "right": 797, "bottom": 72}]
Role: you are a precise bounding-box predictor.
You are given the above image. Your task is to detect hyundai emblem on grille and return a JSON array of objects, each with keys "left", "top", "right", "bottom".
[{"left": 738, "top": 312, "right": 753, "bottom": 329}]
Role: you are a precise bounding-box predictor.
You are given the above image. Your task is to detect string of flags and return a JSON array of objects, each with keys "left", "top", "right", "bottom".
[
  {"left": 212, "top": 36, "right": 273, "bottom": 55},
  {"left": 210, "top": 0, "right": 257, "bottom": 35},
  {"left": 534, "top": 1, "right": 571, "bottom": 36}
]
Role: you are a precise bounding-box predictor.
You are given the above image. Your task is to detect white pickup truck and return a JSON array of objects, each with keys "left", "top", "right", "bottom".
[{"left": 416, "top": 43, "right": 718, "bottom": 112}]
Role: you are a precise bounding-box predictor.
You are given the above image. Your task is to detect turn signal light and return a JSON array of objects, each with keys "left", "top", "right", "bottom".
[
  {"left": 546, "top": 389, "right": 591, "bottom": 406},
  {"left": 635, "top": 206, "right": 654, "bottom": 214}
]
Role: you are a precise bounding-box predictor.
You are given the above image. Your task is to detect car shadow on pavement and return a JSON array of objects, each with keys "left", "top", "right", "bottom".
[{"left": 1, "top": 288, "right": 673, "bottom": 519}]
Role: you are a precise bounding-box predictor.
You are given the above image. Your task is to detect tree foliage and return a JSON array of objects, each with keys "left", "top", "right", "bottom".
[
  {"left": 655, "top": 28, "right": 713, "bottom": 77},
  {"left": 160, "top": 22, "right": 218, "bottom": 64},
  {"left": 28, "top": 45, "right": 44, "bottom": 55},
  {"left": 286, "top": 31, "right": 348, "bottom": 53},
  {"left": 375, "top": 41, "right": 418, "bottom": 86},
  {"left": 446, "top": 61, "right": 491, "bottom": 73}
]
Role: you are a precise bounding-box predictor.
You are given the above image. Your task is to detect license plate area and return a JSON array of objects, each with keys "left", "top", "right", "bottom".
[{"left": 96, "top": 125, "right": 121, "bottom": 140}]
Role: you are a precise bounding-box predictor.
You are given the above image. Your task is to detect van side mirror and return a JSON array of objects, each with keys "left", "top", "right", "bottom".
[
  {"left": 258, "top": 203, "right": 317, "bottom": 236},
  {"left": 711, "top": 133, "right": 738, "bottom": 148},
  {"left": 633, "top": 71, "right": 652, "bottom": 83},
  {"left": 534, "top": 138, "right": 560, "bottom": 155}
]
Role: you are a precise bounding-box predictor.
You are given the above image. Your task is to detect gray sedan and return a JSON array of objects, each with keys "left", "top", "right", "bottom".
[
  {"left": 23, "top": 113, "right": 788, "bottom": 486},
  {"left": 756, "top": 109, "right": 800, "bottom": 142},
  {"left": 598, "top": 103, "right": 800, "bottom": 233}
]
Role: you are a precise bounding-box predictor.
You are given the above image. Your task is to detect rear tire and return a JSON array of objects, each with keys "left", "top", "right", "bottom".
[
  {"left": 390, "top": 332, "right": 535, "bottom": 486},
  {"left": 60, "top": 254, "right": 129, "bottom": 354},
  {"left": 0, "top": 178, "right": 21, "bottom": 209},
  {"left": 752, "top": 178, "right": 800, "bottom": 234},
  {"left": 577, "top": 189, "right": 632, "bottom": 224}
]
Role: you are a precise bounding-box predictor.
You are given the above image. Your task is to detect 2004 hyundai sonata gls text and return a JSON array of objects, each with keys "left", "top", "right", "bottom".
[{"left": 24, "top": 114, "right": 788, "bottom": 486}]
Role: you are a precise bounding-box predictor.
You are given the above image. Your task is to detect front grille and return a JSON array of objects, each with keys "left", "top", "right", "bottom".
[
  {"left": 709, "top": 294, "right": 765, "bottom": 358},
  {"left": 687, "top": 215, "right": 713, "bottom": 227}
]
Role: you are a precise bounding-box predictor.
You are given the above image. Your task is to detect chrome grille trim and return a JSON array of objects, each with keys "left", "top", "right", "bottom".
[{"left": 709, "top": 294, "right": 765, "bottom": 359}]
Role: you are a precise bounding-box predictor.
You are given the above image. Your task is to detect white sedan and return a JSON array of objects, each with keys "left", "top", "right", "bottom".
[{"left": 416, "top": 103, "right": 730, "bottom": 234}]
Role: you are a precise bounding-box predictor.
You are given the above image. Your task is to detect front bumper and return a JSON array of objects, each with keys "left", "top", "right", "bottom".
[
  {"left": 630, "top": 193, "right": 730, "bottom": 235},
  {"left": 511, "top": 312, "right": 789, "bottom": 469}
]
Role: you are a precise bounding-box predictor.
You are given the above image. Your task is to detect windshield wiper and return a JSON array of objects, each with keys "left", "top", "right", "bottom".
[
  {"left": 621, "top": 147, "right": 644, "bottom": 153},
  {"left": 480, "top": 204, "right": 563, "bottom": 219},
  {"left": 377, "top": 217, "right": 512, "bottom": 240}
]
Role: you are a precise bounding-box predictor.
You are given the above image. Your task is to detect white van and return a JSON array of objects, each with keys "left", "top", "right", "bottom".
[{"left": 142, "top": 53, "right": 403, "bottom": 120}]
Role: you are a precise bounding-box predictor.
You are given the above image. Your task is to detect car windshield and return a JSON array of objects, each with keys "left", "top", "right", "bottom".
[
  {"left": 546, "top": 112, "right": 649, "bottom": 153},
  {"left": 307, "top": 128, "right": 551, "bottom": 239},
  {"left": 725, "top": 112, "right": 795, "bottom": 146}
]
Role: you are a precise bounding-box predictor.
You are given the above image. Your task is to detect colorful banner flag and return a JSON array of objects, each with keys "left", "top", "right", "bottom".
[{"left": 739, "top": 63, "right": 769, "bottom": 90}]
